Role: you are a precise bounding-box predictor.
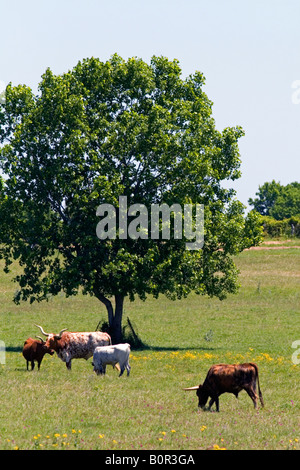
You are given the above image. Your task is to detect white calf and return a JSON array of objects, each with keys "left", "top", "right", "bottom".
[{"left": 92, "top": 343, "right": 131, "bottom": 376}]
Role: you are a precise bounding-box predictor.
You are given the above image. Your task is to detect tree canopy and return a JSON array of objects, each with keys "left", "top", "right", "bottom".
[
  {"left": 0, "top": 55, "right": 262, "bottom": 342},
  {"left": 249, "top": 180, "right": 300, "bottom": 220}
]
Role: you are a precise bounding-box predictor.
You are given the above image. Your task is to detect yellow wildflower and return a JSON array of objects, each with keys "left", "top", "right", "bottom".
[{"left": 213, "top": 444, "right": 226, "bottom": 450}]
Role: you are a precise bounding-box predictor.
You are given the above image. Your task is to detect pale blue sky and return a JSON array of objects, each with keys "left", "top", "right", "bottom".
[{"left": 1, "top": 0, "right": 299, "bottom": 209}]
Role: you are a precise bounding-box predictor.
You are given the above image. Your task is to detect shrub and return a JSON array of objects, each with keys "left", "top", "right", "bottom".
[
  {"left": 261, "top": 215, "right": 300, "bottom": 238},
  {"left": 96, "top": 317, "right": 144, "bottom": 349}
]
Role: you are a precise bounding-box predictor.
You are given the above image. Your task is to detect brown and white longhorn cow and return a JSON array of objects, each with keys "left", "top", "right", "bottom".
[
  {"left": 184, "top": 363, "right": 264, "bottom": 411},
  {"left": 35, "top": 325, "right": 111, "bottom": 370}
]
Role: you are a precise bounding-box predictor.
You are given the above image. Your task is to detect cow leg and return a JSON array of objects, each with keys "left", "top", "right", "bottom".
[
  {"left": 37, "top": 361, "right": 41, "bottom": 371},
  {"left": 66, "top": 360, "right": 72, "bottom": 370},
  {"left": 208, "top": 397, "right": 214, "bottom": 410},
  {"left": 31, "top": 360, "right": 35, "bottom": 371},
  {"left": 245, "top": 387, "right": 258, "bottom": 408},
  {"left": 208, "top": 396, "right": 219, "bottom": 411},
  {"left": 126, "top": 364, "right": 131, "bottom": 376}
]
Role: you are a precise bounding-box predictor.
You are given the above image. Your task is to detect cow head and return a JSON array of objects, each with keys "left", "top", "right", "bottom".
[
  {"left": 183, "top": 384, "right": 209, "bottom": 409},
  {"left": 92, "top": 361, "right": 105, "bottom": 375},
  {"left": 35, "top": 336, "right": 55, "bottom": 356},
  {"left": 35, "top": 325, "right": 68, "bottom": 351}
]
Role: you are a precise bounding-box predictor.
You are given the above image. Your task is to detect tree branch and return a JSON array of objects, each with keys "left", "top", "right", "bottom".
[{"left": 93, "top": 289, "right": 114, "bottom": 326}]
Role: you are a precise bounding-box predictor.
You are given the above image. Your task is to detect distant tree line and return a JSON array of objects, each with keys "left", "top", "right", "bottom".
[{"left": 248, "top": 181, "right": 300, "bottom": 238}]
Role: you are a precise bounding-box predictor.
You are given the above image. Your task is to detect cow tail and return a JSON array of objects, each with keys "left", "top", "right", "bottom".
[{"left": 251, "top": 363, "right": 264, "bottom": 407}]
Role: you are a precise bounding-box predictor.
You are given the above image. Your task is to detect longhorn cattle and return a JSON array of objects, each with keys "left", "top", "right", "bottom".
[
  {"left": 92, "top": 343, "right": 131, "bottom": 376},
  {"left": 22, "top": 337, "right": 54, "bottom": 370},
  {"left": 184, "top": 363, "right": 264, "bottom": 412},
  {"left": 35, "top": 325, "right": 111, "bottom": 370}
]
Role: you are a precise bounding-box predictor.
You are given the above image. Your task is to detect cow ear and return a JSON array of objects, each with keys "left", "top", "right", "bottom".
[{"left": 55, "top": 328, "right": 68, "bottom": 340}]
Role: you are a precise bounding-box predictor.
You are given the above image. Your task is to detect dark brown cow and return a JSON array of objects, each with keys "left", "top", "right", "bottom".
[
  {"left": 22, "top": 337, "right": 54, "bottom": 371},
  {"left": 184, "top": 363, "right": 264, "bottom": 411}
]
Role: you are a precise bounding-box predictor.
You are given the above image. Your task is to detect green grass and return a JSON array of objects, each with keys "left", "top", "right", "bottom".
[{"left": 0, "top": 245, "right": 299, "bottom": 450}]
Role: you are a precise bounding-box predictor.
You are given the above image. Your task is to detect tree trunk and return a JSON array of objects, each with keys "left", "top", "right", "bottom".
[
  {"left": 94, "top": 290, "right": 124, "bottom": 344},
  {"left": 112, "top": 295, "right": 124, "bottom": 344}
]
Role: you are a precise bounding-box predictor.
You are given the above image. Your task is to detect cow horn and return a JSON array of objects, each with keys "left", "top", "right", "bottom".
[
  {"left": 183, "top": 386, "right": 200, "bottom": 391},
  {"left": 35, "top": 324, "right": 50, "bottom": 337},
  {"left": 55, "top": 328, "right": 68, "bottom": 339},
  {"left": 35, "top": 336, "right": 45, "bottom": 342}
]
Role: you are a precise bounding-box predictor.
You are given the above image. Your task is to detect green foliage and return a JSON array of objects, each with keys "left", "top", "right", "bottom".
[
  {"left": 261, "top": 215, "right": 300, "bottom": 238},
  {"left": 249, "top": 180, "right": 300, "bottom": 220},
  {"left": 248, "top": 180, "right": 281, "bottom": 216},
  {"left": 271, "top": 182, "right": 300, "bottom": 220},
  {"left": 0, "top": 55, "right": 262, "bottom": 340}
]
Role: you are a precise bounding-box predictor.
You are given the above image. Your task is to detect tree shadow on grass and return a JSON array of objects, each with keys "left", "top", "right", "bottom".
[
  {"left": 5, "top": 346, "right": 23, "bottom": 352},
  {"left": 5, "top": 342, "right": 218, "bottom": 354},
  {"left": 121, "top": 317, "right": 219, "bottom": 352},
  {"left": 133, "top": 343, "right": 220, "bottom": 352}
]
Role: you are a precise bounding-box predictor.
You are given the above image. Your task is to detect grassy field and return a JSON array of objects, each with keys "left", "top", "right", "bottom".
[{"left": 0, "top": 243, "right": 299, "bottom": 450}]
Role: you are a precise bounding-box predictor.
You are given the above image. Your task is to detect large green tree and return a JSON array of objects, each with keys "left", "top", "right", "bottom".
[{"left": 0, "top": 55, "right": 262, "bottom": 343}]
